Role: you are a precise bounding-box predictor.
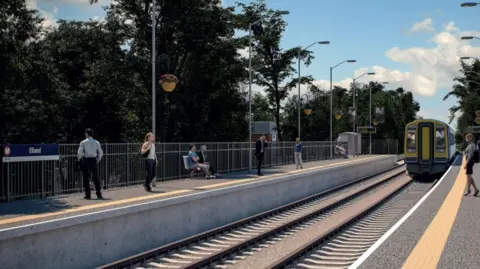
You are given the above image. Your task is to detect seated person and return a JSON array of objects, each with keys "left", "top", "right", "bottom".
[
  {"left": 199, "top": 145, "right": 220, "bottom": 177},
  {"left": 187, "top": 144, "right": 215, "bottom": 179}
]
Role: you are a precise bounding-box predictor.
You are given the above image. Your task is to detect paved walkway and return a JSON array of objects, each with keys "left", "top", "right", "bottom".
[{"left": 0, "top": 156, "right": 385, "bottom": 229}]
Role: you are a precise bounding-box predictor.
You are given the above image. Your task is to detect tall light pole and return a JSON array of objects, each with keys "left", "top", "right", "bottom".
[
  {"left": 330, "top": 60, "right": 356, "bottom": 159},
  {"left": 352, "top": 72, "right": 375, "bottom": 156},
  {"left": 152, "top": 0, "right": 156, "bottom": 135},
  {"left": 248, "top": 10, "right": 289, "bottom": 173},
  {"left": 297, "top": 41, "right": 330, "bottom": 138}
]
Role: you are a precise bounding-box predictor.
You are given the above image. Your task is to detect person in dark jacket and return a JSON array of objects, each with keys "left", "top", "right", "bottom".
[
  {"left": 199, "top": 145, "right": 220, "bottom": 177},
  {"left": 255, "top": 134, "right": 268, "bottom": 176}
]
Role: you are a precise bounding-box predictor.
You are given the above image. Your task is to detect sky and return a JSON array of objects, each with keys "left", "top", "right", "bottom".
[{"left": 28, "top": 0, "right": 480, "bottom": 130}]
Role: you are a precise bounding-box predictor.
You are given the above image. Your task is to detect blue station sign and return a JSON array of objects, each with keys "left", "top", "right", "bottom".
[{"left": 2, "top": 144, "right": 60, "bottom": 162}]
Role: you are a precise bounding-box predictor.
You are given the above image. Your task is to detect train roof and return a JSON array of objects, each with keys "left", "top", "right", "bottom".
[{"left": 406, "top": 118, "right": 453, "bottom": 129}]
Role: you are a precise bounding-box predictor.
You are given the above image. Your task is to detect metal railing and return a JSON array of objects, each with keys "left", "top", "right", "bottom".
[{"left": 0, "top": 139, "right": 397, "bottom": 202}]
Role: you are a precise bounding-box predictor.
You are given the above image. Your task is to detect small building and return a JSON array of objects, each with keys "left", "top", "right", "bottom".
[
  {"left": 337, "top": 132, "right": 361, "bottom": 156},
  {"left": 249, "top": 121, "right": 279, "bottom": 143}
]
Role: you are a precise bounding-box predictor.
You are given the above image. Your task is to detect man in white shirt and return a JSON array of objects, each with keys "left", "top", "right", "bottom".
[{"left": 77, "top": 128, "right": 103, "bottom": 199}]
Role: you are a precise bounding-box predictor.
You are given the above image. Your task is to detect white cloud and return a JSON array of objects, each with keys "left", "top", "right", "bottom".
[
  {"left": 444, "top": 21, "right": 459, "bottom": 32},
  {"left": 409, "top": 18, "right": 435, "bottom": 33},
  {"left": 26, "top": 0, "right": 58, "bottom": 28}
]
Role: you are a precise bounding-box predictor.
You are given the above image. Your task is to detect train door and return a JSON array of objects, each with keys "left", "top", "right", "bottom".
[{"left": 418, "top": 122, "right": 434, "bottom": 164}]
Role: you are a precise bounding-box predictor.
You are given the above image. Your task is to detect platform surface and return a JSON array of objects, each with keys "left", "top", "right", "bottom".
[
  {"left": 356, "top": 155, "right": 480, "bottom": 269},
  {"left": 0, "top": 155, "right": 384, "bottom": 230}
]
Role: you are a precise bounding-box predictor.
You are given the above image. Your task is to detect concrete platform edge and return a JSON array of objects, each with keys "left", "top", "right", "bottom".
[{"left": 0, "top": 155, "right": 396, "bottom": 269}]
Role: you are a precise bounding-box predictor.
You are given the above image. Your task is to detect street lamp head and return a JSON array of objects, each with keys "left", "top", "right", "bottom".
[
  {"left": 347, "top": 60, "right": 356, "bottom": 63},
  {"left": 461, "top": 36, "right": 474, "bottom": 40},
  {"left": 461, "top": 56, "right": 472, "bottom": 60},
  {"left": 461, "top": 2, "right": 478, "bottom": 7},
  {"left": 382, "top": 81, "right": 389, "bottom": 84},
  {"left": 318, "top": 41, "right": 330, "bottom": 44},
  {"left": 276, "top": 10, "right": 290, "bottom": 15},
  {"left": 367, "top": 72, "right": 375, "bottom": 75}
]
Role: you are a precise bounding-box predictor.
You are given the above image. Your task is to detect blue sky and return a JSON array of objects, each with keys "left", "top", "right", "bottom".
[{"left": 32, "top": 0, "right": 480, "bottom": 129}]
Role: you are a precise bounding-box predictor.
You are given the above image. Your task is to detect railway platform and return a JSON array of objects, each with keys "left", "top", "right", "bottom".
[
  {"left": 0, "top": 154, "right": 398, "bottom": 269},
  {"left": 353, "top": 154, "right": 479, "bottom": 269}
]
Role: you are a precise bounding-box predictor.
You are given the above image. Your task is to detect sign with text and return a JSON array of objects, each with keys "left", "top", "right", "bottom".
[
  {"left": 467, "top": 126, "right": 480, "bottom": 134},
  {"left": 2, "top": 144, "right": 60, "bottom": 162},
  {"left": 358, "top": 126, "right": 376, "bottom": 134}
]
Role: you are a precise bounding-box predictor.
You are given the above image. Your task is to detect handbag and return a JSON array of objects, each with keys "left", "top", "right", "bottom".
[{"left": 140, "top": 144, "right": 150, "bottom": 158}]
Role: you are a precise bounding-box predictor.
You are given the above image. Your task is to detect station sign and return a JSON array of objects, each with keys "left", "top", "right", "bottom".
[
  {"left": 358, "top": 126, "right": 376, "bottom": 134},
  {"left": 2, "top": 144, "right": 60, "bottom": 163},
  {"left": 467, "top": 126, "right": 480, "bottom": 134}
]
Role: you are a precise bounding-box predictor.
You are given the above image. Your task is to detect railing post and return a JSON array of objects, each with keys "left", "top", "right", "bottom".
[
  {"left": 104, "top": 143, "right": 108, "bottom": 189},
  {"left": 41, "top": 161, "right": 45, "bottom": 198},
  {"left": 178, "top": 142, "right": 181, "bottom": 179},
  {"left": 227, "top": 142, "right": 230, "bottom": 173},
  {"left": 126, "top": 142, "right": 129, "bottom": 186}
]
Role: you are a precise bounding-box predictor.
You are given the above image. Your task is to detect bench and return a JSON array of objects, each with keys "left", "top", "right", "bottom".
[{"left": 183, "top": 156, "right": 202, "bottom": 179}]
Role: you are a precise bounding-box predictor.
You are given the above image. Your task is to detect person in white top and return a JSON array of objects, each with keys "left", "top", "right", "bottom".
[
  {"left": 140, "top": 132, "right": 158, "bottom": 192},
  {"left": 77, "top": 128, "right": 103, "bottom": 199}
]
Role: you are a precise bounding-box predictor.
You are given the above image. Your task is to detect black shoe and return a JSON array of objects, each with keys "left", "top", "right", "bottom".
[
  {"left": 143, "top": 184, "right": 152, "bottom": 192},
  {"left": 257, "top": 173, "right": 264, "bottom": 176},
  {"left": 84, "top": 195, "right": 91, "bottom": 200},
  {"left": 97, "top": 194, "right": 104, "bottom": 199}
]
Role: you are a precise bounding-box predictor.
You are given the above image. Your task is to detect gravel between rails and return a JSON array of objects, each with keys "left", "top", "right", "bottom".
[{"left": 225, "top": 175, "right": 430, "bottom": 269}]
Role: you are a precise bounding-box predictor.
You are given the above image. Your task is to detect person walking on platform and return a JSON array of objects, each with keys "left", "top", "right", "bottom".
[
  {"left": 464, "top": 133, "right": 478, "bottom": 196},
  {"left": 255, "top": 134, "right": 268, "bottom": 176},
  {"left": 77, "top": 128, "right": 103, "bottom": 199},
  {"left": 295, "top": 137, "right": 303, "bottom": 169},
  {"left": 140, "top": 132, "right": 158, "bottom": 192}
]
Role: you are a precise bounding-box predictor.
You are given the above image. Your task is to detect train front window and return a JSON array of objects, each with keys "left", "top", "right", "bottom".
[
  {"left": 436, "top": 125, "right": 445, "bottom": 152},
  {"left": 407, "top": 129, "right": 416, "bottom": 152}
]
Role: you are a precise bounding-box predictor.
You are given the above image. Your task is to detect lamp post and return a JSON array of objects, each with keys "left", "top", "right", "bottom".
[
  {"left": 248, "top": 10, "right": 289, "bottom": 173},
  {"left": 152, "top": 0, "right": 156, "bottom": 135},
  {"left": 352, "top": 72, "right": 375, "bottom": 156},
  {"left": 461, "top": 36, "right": 480, "bottom": 40},
  {"left": 460, "top": 2, "right": 479, "bottom": 7},
  {"left": 297, "top": 41, "right": 330, "bottom": 138},
  {"left": 461, "top": 56, "right": 480, "bottom": 60},
  {"left": 330, "top": 60, "right": 356, "bottom": 159}
]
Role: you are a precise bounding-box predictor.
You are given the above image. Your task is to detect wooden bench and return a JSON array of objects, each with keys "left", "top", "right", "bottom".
[{"left": 183, "top": 156, "right": 202, "bottom": 179}]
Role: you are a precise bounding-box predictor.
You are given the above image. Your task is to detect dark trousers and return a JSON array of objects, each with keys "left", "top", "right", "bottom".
[
  {"left": 82, "top": 158, "right": 101, "bottom": 196},
  {"left": 209, "top": 165, "right": 217, "bottom": 174},
  {"left": 145, "top": 159, "right": 157, "bottom": 187},
  {"left": 256, "top": 153, "right": 264, "bottom": 175}
]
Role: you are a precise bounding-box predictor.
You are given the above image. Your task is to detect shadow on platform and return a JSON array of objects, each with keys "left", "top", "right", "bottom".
[{"left": 0, "top": 198, "right": 78, "bottom": 218}]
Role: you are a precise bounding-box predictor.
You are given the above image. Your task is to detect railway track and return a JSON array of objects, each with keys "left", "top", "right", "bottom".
[
  {"left": 269, "top": 179, "right": 435, "bottom": 269},
  {"left": 97, "top": 164, "right": 408, "bottom": 269}
]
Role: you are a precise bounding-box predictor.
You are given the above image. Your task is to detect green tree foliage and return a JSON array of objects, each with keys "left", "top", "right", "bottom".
[
  {"left": 236, "top": 0, "right": 314, "bottom": 141},
  {"left": 0, "top": 0, "right": 422, "bottom": 144},
  {"left": 444, "top": 59, "right": 480, "bottom": 147},
  {"left": 282, "top": 82, "right": 420, "bottom": 152}
]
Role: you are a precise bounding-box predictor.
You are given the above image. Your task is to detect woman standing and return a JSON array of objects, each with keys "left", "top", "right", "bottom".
[
  {"left": 295, "top": 138, "right": 303, "bottom": 169},
  {"left": 141, "top": 132, "right": 157, "bottom": 192},
  {"left": 464, "top": 133, "right": 478, "bottom": 196}
]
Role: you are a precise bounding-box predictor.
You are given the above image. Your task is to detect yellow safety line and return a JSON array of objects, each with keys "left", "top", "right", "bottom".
[
  {"left": 401, "top": 160, "right": 466, "bottom": 269},
  {"left": 0, "top": 156, "right": 383, "bottom": 226},
  {"left": 0, "top": 189, "right": 193, "bottom": 226}
]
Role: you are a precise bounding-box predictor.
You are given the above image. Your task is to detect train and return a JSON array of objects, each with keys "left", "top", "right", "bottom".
[{"left": 404, "top": 119, "right": 457, "bottom": 178}]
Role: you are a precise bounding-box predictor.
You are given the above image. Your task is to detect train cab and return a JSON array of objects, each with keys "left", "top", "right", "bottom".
[{"left": 404, "top": 119, "right": 457, "bottom": 178}]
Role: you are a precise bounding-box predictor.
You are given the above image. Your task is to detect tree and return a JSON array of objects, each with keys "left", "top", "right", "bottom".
[
  {"left": 90, "top": 0, "right": 249, "bottom": 142},
  {"left": 444, "top": 59, "right": 480, "bottom": 146},
  {"left": 281, "top": 82, "right": 420, "bottom": 152},
  {"left": 0, "top": 0, "right": 48, "bottom": 143},
  {"left": 252, "top": 93, "right": 274, "bottom": 121},
  {"left": 236, "top": 0, "right": 314, "bottom": 141}
]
